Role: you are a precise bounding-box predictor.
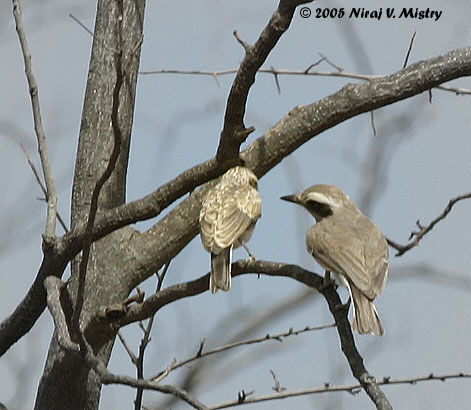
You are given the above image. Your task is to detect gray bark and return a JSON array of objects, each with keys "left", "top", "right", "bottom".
[{"left": 34, "top": 0, "right": 145, "bottom": 408}]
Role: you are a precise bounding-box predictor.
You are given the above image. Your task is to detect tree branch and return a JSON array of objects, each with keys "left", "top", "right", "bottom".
[
  {"left": 43, "top": 276, "right": 79, "bottom": 352},
  {"left": 112, "top": 259, "right": 391, "bottom": 409},
  {"left": 210, "top": 372, "right": 471, "bottom": 409},
  {"left": 139, "top": 67, "right": 471, "bottom": 95},
  {"left": 387, "top": 192, "right": 471, "bottom": 256},
  {"left": 12, "top": 0, "right": 57, "bottom": 241},
  {"left": 216, "top": 0, "right": 313, "bottom": 162},
  {"left": 2, "top": 44, "right": 470, "bottom": 359},
  {"left": 20, "top": 144, "right": 68, "bottom": 232},
  {"left": 151, "top": 323, "right": 335, "bottom": 382},
  {"left": 64, "top": 46, "right": 471, "bottom": 259}
]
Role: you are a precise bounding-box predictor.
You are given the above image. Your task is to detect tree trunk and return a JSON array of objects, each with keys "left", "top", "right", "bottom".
[{"left": 35, "top": 0, "right": 145, "bottom": 408}]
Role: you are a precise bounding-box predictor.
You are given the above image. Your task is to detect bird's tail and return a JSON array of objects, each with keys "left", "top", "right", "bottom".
[
  {"left": 350, "top": 285, "right": 384, "bottom": 336},
  {"left": 210, "top": 247, "right": 232, "bottom": 293}
]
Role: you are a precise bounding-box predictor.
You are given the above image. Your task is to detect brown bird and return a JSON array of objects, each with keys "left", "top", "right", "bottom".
[
  {"left": 281, "top": 184, "right": 389, "bottom": 335},
  {"left": 200, "top": 166, "right": 262, "bottom": 293}
]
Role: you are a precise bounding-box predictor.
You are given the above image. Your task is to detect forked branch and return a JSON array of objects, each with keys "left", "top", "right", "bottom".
[{"left": 388, "top": 192, "right": 471, "bottom": 256}]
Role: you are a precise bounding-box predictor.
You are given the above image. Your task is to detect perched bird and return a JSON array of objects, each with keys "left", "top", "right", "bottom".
[
  {"left": 200, "top": 166, "right": 262, "bottom": 293},
  {"left": 281, "top": 184, "right": 389, "bottom": 335}
]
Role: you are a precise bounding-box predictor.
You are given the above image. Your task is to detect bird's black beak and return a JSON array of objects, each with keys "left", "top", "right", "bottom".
[{"left": 280, "top": 194, "right": 299, "bottom": 204}]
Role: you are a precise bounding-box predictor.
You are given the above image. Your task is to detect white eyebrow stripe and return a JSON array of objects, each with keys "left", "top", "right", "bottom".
[{"left": 306, "top": 192, "right": 340, "bottom": 208}]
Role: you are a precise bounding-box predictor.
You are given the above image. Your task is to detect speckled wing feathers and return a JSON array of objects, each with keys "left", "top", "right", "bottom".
[{"left": 200, "top": 183, "right": 261, "bottom": 254}]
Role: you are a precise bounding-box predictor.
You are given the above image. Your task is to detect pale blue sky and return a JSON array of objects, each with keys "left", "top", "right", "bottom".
[{"left": 1, "top": 1, "right": 470, "bottom": 409}]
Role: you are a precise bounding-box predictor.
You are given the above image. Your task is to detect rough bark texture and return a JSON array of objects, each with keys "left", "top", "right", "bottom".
[{"left": 34, "top": 0, "right": 145, "bottom": 408}]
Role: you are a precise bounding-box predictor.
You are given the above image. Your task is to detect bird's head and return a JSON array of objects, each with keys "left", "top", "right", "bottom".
[
  {"left": 223, "top": 166, "right": 259, "bottom": 189},
  {"left": 281, "top": 184, "right": 359, "bottom": 222}
]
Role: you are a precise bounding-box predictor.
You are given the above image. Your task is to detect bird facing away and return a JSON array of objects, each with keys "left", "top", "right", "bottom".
[
  {"left": 200, "top": 166, "right": 262, "bottom": 293},
  {"left": 281, "top": 184, "right": 389, "bottom": 335}
]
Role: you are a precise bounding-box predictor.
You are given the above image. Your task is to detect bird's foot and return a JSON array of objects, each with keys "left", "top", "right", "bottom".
[
  {"left": 319, "top": 271, "right": 335, "bottom": 291},
  {"left": 333, "top": 296, "right": 351, "bottom": 312}
]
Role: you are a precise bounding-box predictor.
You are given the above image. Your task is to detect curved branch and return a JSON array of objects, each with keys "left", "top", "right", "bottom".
[
  {"left": 114, "top": 259, "right": 391, "bottom": 409},
  {"left": 65, "top": 46, "right": 471, "bottom": 257},
  {"left": 217, "top": 0, "right": 313, "bottom": 161},
  {"left": 387, "top": 192, "right": 471, "bottom": 256}
]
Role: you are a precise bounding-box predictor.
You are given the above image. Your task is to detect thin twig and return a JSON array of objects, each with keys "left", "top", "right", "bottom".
[
  {"left": 388, "top": 192, "right": 471, "bottom": 256},
  {"left": 210, "top": 372, "right": 471, "bottom": 409},
  {"left": 117, "top": 331, "right": 138, "bottom": 365},
  {"left": 151, "top": 323, "right": 335, "bottom": 382},
  {"left": 13, "top": 0, "right": 57, "bottom": 241},
  {"left": 270, "top": 370, "right": 286, "bottom": 393},
  {"left": 20, "top": 144, "right": 68, "bottom": 232},
  {"left": 134, "top": 262, "right": 171, "bottom": 410},
  {"left": 80, "top": 336, "right": 209, "bottom": 410},
  {"left": 69, "top": 13, "right": 94, "bottom": 36},
  {"left": 139, "top": 67, "right": 471, "bottom": 95}
]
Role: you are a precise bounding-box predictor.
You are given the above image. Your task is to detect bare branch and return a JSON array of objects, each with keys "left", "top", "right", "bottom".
[
  {"left": 117, "top": 331, "right": 138, "bottom": 365},
  {"left": 140, "top": 67, "right": 471, "bottom": 96},
  {"left": 217, "top": 0, "right": 313, "bottom": 162},
  {"left": 270, "top": 370, "right": 286, "bottom": 393},
  {"left": 388, "top": 192, "right": 471, "bottom": 256},
  {"left": 69, "top": 13, "right": 94, "bottom": 37},
  {"left": 134, "top": 262, "right": 170, "bottom": 410},
  {"left": 20, "top": 144, "right": 68, "bottom": 232},
  {"left": 151, "top": 323, "right": 335, "bottom": 382},
  {"left": 12, "top": 0, "right": 57, "bottom": 240},
  {"left": 81, "top": 340, "right": 209, "bottom": 410},
  {"left": 210, "top": 372, "right": 471, "bottom": 409},
  {"left": 112, "top": 259, "right": 390, "bottom": 408},
  {"left": 43, "top": 276, "right": 79, "bottom": 352},
  {"left": 2, "top": 46, "right": 471, "bottom": 358}
]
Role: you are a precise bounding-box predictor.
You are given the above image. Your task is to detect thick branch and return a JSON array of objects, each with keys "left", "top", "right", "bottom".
[
  {"left": 44, "top": 277, "right": 79, "bottom": 352},
  {"left": 2, "top": 47, "right": 470, "bottom": 357},
  {"left": 217, "top": 0, "right": 313, "bottom": 161},
  {"left": 63, "top": 47, "right": 471, "bottom": 259},
  {"left": 85, "top": 351, "right": 208, "bottom": 410},
  {"left": 112, "top": 259, "right": 390, "bottom": 408}
]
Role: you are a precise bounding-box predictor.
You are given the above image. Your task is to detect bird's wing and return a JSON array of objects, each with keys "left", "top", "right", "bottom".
[
  {"left": 307, "top": 214, "right": 388, "bottom": 299},
  {"left": 200, "top": 184, "right": 261, "bottom": 253}
]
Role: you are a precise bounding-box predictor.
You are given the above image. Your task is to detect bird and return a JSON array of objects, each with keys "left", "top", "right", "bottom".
[
  {"left": 199, "top": 166, "right": 262, "bottom": 293},
  {"left": 281, "top": 184, "right": 389, "bottom": 335}
]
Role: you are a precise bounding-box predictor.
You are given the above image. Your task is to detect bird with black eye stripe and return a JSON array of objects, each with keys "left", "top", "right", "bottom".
[{"left": 281, "top": 184, "right": 389, "bottom": 335}]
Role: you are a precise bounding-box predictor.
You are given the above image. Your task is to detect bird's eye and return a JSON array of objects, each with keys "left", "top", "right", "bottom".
[
  {"left": 306, "top": 200, "right": 332, "bottom": 218},
  {"left": 249, "top": 178, "right": 258, "bottom": 189}
]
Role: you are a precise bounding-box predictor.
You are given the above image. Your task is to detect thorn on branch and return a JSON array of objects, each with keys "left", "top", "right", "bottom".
[
  {"left": 319, "top": 53, "right": 344, "bottom": 72},
  {"left": 237, "top": 390, "right": 254, "bottom": 403},
  {"left": 271, "top": 66, "right": 281, "bottom": 94},
  {"left": 270, "top": 370, "right": 286, "bottom": 393},
  {"left": 196, "top": 339, "right": 205, "bottom": 357},
  {"left": 403, "top": 31, "right": 417, "bottom": 68}
]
